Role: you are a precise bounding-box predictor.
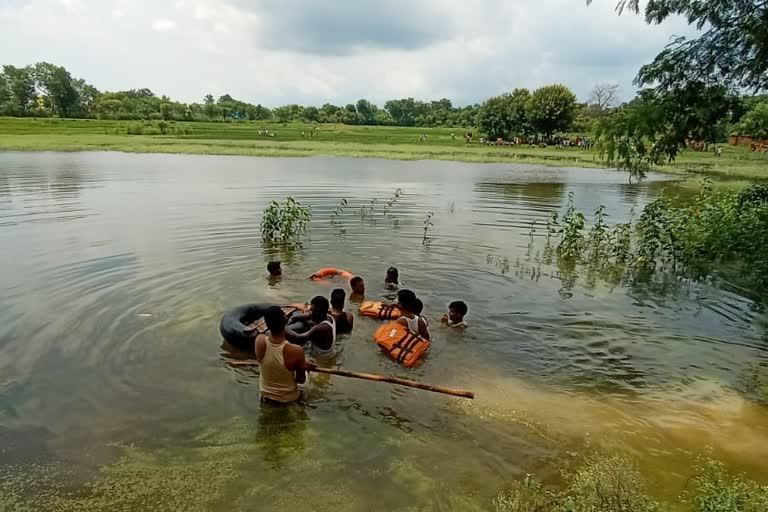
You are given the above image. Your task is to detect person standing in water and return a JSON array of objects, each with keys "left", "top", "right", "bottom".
[
  {"left": 385, "top": 267, "right": 400, "bottom": 290},
  {"left": 330, "top": 288, "right": 354, "bottom": 334},
  {"left": 349, "top": 276, "right": 366, "bottom": 302},
  {"left": 255, "top": 306, "right": 306, "bottom": 403},
  {"left": 395, "top": 289, "right": 430, "bottom": 339},
  {"left": 286, "top": 295, "right": 336, "bottom": 357}
]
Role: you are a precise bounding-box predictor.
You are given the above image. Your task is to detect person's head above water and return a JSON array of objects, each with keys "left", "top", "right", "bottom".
[
  {"left": 264, "top": 305, "right": 287, "bottom": 336},
  {"left": 330, "top": 288, "right": 346, "bottom": 311},
  {"left": 413, "top": 298, "right": 424, "bottom": 316},
  {"left": 267, "top": 261, "right": 282, "bottom": 277},
  {"left": 310, "top": 295, "right": 330, "bottom": 322},
  {"left": 350, "top": 276, "right": 365, "bottom": 294},
  {"left": 385, "top": 266, "right": 399, "bottom": 284},
  {"left": 397, "top": 289, "right": 417, "bottom": 314},
  {"left": 448, "top": 300, "right": 468, "bottom": 323}
]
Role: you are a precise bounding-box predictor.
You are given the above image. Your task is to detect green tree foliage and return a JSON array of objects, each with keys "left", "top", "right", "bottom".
[
  {"left": 1, "top": 65, "right": 36, "bottom": 116},
  {"left": 736, "top": 101, "right": 768, "bottom": 139},
  {"left": 527, "top": 85, "right": 577, "bottom": 141},
  {"left": 594, "top": 84, "right": 740, "bottom": 180},
  {"left": 477, "top": 89, "right": 531, "bottom": 140},
  {"left": 33, "top": 62, "right": 80, "bottom": 117}
]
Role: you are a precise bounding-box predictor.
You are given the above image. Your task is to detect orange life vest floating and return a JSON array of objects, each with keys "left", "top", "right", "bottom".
[
  {"left": 310, "top": 268, "right": 355, "bottom": 281},
  {"left": 373, "top": 321, "right": 431, "bottom": 368},
  {"left": 359, "top": 301, "right": 403, "bottom": 320}
]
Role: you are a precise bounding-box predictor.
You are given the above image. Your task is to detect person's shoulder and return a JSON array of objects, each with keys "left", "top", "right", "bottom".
[{"left": 284, "top": 342, "right": 304, "bottom": 358}]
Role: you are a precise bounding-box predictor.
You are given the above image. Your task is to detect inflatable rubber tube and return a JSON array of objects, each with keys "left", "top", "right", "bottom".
[
  {"left": 219, "top": 303, "right": 271, "bottom": 351},
  {"left": 310, "top": 268, "right": 354, "bottom": 281}
]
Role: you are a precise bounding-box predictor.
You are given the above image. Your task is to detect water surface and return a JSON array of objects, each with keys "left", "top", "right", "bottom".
[{"left": 1, "top": 151, "right": 767, "bottom": 511}]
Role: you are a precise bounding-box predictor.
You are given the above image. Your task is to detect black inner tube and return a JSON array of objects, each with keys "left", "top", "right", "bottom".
[{"left": 219, "top": 303, "right": 270, "bottom": 352}]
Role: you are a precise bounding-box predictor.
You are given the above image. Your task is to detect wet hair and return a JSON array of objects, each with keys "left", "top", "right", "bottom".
[
  {"left": 413, "top": 298, "right": 424, "bottom": 316},
  {"left": 267, "top": 261, "right": 281, "bottom": 276},
  {"left": 264, "top": 305, "right": 287, "bottom": 335},
  {"left": 310, "top": 295, "right": 330, "bottom": 320},
  {"left": 330, "top": 288, "right": 346, "bottom": 310},
  {"left": 385, "top": 266, "right": 399, "bottom": 283},
  {"left": 350, "top": 276, "right": 364, "bottom": 289},
  {"left": 397, "top": 289, "right": 417, "bottom": 313},
  {"left": 449, "top": 300, "right": 468, "bottom": 316}
]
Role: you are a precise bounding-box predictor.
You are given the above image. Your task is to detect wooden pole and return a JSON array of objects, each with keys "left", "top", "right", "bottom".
[{"left": 227, "top": 361, "right": 474, "bottom": 399}]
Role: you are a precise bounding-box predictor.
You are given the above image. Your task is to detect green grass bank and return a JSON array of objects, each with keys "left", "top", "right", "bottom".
[{"left": 1, "top": 117, "right": 766, "bottom": 180}]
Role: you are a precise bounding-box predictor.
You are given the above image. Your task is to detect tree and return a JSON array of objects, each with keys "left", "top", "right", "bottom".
[
  {"left": 588, "top": 1, "right": 768, "bottom": 92},
  {"left": 477, "top": 88, "right": 531, "bottom": 140},
  {"left": 302, "top": 105, "right": 319, "bottom": 122},
  {"left": 737, "top": 101, "right": 768, "bottom": 139},
  {"left": 1, "top": 65, "right": 36, "bottom": 115},
  {"left": 204, "top": 94, "right": 214, "bottom": 105},
  {"left": 356, "top": 99, "right": 377, "bottom": 125},
  {"left": 589, "top": 82, "right": 620, "bottom": 111},
  {"left": 33, "top": 62, "right": 80, "bottom": 117},
  {"left": 527, "top": 85, "right": 577, "bottom": 140},
  {"left": 273, "top": 105, "right": 291, "bottom": 123}
]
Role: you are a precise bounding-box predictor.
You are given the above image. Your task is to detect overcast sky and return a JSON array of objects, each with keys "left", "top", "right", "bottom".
[{"left": 0, "top": 0, "right": 695, "bottom": 107}]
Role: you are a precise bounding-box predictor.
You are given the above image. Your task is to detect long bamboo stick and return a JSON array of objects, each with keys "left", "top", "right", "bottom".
[{"left": 227, "top": 361, "right": 474, "bottom": 399}]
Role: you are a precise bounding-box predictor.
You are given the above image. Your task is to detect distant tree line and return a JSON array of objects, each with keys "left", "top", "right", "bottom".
[
  {"left": 1, "top": 61, "right": 766, "bottom": 144},
  {"left": 0, "top": 62, "right": 479, "bottom": 127}
]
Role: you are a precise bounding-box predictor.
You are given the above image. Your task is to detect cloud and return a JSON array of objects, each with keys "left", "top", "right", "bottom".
[
  {"left": 0, "top": 0, "right": 698, "bottom": 107},
  {"left": 231, "top": 0, "right": 456, "bottom": 55},
  {"left": 151, "top": 18, "right": 177, "bottom": 32}
]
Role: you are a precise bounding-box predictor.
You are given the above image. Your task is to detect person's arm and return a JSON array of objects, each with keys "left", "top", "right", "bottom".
[
  {"left": 419, "top": 318, "right": 431, "bottom": 340},
  {"left": 255, "top": 334, "right": 267, "bottom": 362},
  {"left": 285, "top": 325, "right": 315, "bottom": 345},
  {"left": 285, "top": 345, "right": 307, "bottom": 384},
  {"left": 347, "top": 313, "right": 354, "bottom": 330}
]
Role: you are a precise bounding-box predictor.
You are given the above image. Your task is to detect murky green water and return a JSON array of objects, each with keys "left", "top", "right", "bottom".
[{"left": 1, "top": 151, "right": 767, "bottom": 511}]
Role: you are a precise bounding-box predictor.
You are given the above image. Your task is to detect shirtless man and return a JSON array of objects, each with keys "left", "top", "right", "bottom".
[
  {"left": 286, "top": 295, "right": 336, "bottom": 357},
  {"left": 330, "top": 288, "right": 354, "bottom": 335},
  {"left": 255, "top": 306, "right": 306, "bottom": 403}
]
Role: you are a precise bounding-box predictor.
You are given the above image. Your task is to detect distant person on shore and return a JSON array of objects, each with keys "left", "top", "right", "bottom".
[
  {"left": 256, "top": 306, "right": 306, "bottom": 403},
  {"left": 330, "top": 288, "right": 354, "bottom": 335},
  {"left": 385, "top": 266, "right": 400, "bottom": 290},
  {"left": 441, "top": 300, "right": 468, "bottom": 328},
  {"left": 286, "top": 296, "right": 336, "bottom": 357},
  {"left": 395, "top": 289, "right": 430, "bottom": 339},
  {"left": 349, "top": 276, "right": 365, "bottom": 302}
]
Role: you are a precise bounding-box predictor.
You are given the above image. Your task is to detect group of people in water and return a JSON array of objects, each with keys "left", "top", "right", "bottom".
[{"left": 254, "top": 262, "right": 468, "bottom": 404}]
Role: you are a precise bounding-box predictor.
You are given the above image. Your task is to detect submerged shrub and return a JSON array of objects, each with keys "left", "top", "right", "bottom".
[
  {"left": 260, "top": 196, "right": 311, "bottom": 244},
  {"left": 690, "top": 456, "right": 768, "bottom": 512},
  {"left": 494, "top": 454, "right": 656, "bottom": 512}
]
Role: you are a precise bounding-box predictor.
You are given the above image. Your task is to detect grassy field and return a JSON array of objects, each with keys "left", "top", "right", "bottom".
[{"left": 1, "top": 117, "right": 766, "bottom": 180}]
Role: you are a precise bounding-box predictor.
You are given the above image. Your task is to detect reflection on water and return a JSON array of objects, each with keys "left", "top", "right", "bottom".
[{"left": 0, "top": 151, "right": 767, "bottom": 510}]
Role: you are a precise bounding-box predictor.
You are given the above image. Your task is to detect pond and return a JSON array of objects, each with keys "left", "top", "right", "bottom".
[{"left": 1, "top": 151, "right": 767, "bottom": 511}]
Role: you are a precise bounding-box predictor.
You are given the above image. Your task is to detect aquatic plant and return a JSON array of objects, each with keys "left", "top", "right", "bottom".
[
  {"left": 422, "top": 211, "right": 435, "bottom": 244},
  {"left": 495, "top": 453, "right": 657, "bottom": 512},
  {"left": 330, "top": 198, "right": 348, "bottom": 225},
  {"left": 382, "top": 188, "right": 403, "bottom": 217},
  {"left": 688, "top": 454, "right": 768, "bottom": 512},
  {"left": 260, "top": 196, "right": 311, "bottom": 244},
  {"left": 529, "top": 181, "right": 768, "bottom": 296}
]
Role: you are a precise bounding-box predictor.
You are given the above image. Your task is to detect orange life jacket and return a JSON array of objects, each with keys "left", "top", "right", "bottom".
[
  {"left": 359, "top": 301, "right": 403, "bottom": 320},
  {"left": 373, "top": 321, "right": 431, "bottom": 368}
]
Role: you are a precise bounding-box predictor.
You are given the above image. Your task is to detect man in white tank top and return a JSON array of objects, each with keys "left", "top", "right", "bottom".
[
  {"left": 256, "top": 306, "right": 307, "bottom": 403},
  {"left": 395, "top": 289, "right": 430, "bottom": 339}
]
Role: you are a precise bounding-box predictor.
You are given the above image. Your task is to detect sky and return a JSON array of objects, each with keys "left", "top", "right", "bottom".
[{"left": 0, "top": 0, "right": 696, "bottom": 107}]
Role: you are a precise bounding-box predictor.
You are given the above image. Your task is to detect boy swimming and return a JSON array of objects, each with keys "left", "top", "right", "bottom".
[{"left": 441, "top": 300, "right": 468, "bottom": 328}]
